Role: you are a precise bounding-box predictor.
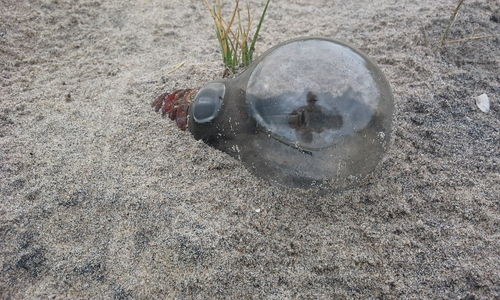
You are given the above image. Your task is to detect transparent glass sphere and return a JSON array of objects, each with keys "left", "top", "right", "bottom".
[{"left": 188, "top": 38, "right": 393, "bottom": 188}]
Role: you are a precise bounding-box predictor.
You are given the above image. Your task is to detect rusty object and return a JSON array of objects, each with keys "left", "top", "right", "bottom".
[{"left": 151, "top": 89, "right": 198, "bottom": 130}]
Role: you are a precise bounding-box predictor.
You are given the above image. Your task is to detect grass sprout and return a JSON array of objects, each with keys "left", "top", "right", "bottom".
[
  {"left": 203, "top": 0, "right": 271, "bottom": 74},
  {"left": 445, "top": 34, "right": 497, "bottom": 44},
  {"left": 436, "top": 0, "right": 497, "bottom": 48},
  {"left": 438, "top": 0, "right": 466, "bottom": 48}
]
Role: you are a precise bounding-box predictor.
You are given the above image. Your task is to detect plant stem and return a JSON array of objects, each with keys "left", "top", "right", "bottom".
[
  {"left": 249, "top": 0, "right": 271, "bottom": 62},
  {"left": 445, "top": 34, "right": 497, "bottom": 44},
  {"left": 438, "top": 0, "right": 465, "bottom": 48}
]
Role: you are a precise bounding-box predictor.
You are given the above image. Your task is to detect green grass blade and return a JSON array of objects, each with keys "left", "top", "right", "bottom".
[
  {"left": 204, "top": 0, "right": 271, "bottom": 73},
  {"left": 248, "top": 0, "right": 270, "bottom": 61}
]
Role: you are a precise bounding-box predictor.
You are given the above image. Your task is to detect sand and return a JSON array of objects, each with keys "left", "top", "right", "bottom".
[{"left": 1, "top": 0, "right": 499, "bottom": 298}]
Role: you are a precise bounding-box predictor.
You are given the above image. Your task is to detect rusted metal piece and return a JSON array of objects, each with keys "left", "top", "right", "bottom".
[{"left": 151, "top": 89, "right": 198, "bottom": 130}]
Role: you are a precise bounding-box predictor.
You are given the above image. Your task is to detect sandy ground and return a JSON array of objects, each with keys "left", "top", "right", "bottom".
[{"left": 1, "top": 0, "right": 499, "bottom": 298}]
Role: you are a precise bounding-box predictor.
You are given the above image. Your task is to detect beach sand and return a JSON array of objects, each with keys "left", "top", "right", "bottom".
[{"left": 1, "top": 0, "right": 499, "bottom": 298}]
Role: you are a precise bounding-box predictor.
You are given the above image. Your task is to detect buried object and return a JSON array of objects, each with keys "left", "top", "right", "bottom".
[{"left": 153, "top": 38, "right": 394, "bottom": 188}]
